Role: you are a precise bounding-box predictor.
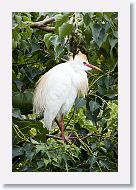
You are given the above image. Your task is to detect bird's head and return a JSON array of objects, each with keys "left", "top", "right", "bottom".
[{"left": 74, "top": 51, "right": 101, "bottom": 72}]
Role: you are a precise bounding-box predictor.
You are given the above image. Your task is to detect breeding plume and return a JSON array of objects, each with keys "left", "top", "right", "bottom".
[{"left": 33, "top": 51, "right": 101, "bottom": 141}]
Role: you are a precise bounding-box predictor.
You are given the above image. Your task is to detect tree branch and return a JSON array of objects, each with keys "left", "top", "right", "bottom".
[
  {"left": 46, "top": 133, "right": 93, "bottom": 141},
  {"left": 31, "top": 17, "right": 55, "bottom": 32}
]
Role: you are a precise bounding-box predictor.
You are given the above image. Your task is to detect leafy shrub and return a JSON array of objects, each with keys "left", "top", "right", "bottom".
[{"left": 12, "top": 12, "right": 118, "bottom": 172}]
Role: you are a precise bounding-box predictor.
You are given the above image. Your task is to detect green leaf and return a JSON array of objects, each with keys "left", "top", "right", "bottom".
[
  {"left": 109, "top": 38, "right": 118, "bottom": 56},
  {"left": 13, "top": 80, "right": 24, "bottom": 92},
  {"left": 12, "top": 89, "right": 33, "bottom": 114},
  {"left": 104, "top": 76, "right": 114, "bottom": 89},
  {"left": 97, "top": 78, "right": 104, "bottom": 86},
  {"left": 102, "top": 108, "right": 111, "bottom": 118},
  {"left": 89, "top": 155, "right": 97, "bottom": 169},
  {"left": 84, "top": 26, "right": 92, "bottom": 46},
  {"left": 43, "top": 33, "right": 53, "bottom": 49},
  {"left": 113, "top": 31, "right": 118, "bottom": 38},
  {"left": 13, "top": 119, "right": 48, "bottom": 143},
  {"left": 25, "top": 151, "right": 35, "bottom": 161},
  {"left": 31, "top": 42, "right": 40, "bottom": 53},
  {"left": 12, "top": 30, "right": 21, "bottom": 50},
  {"left": 12, "top": 30, "right": 21, "bottom": 43},
  {"left": 107, "top": 57, "right": 117, "bottom": 72},
  {"left": 25, "top": 25, "right": 33, "bottom": 39},
  {"left": 36, "top": 143, "right": 46, "bottom": 154},
  {"left": 29, "top": 128, "right": 37, "bottom": 137},
  {"left": 99, "top": 160, "right": 109, "bottom": 170},
  {"left": 23, "top": 143, "right": 33, "bottom": 152},
  {"left": 83, "top": 13, "right": 91, "bottom": 26},
  {"left": 105, "top": 89, "right": 118, "bottom": 99},
  {"left": 23, "top": 143, "right": 34, "bottom": 161},
  {"left": 90, "top": 23, "right": 107, "bottom": 47},
  {"left": 12, "top": 108, "right": 22, "bottom": 119},
  {"left": 104, "top": 12, "right": 113, "bottom": 19},
  {"left": 23, "top": 16, "right": 31, "bottom": 22},
  {"left": 101, "top": 40, "right": 110, "bottom": 53},
  {"left": 31, "top": 139, "right": 40, "bottom": 145},
  {"left": 78, "top": 128, "right": 89, "bottom": 136},
  {"left": 95, "top": 12, "right": 103, "bottom": 19},
  {"left": 75, "top": 98, "right": 86, "bottom": 111},
  {"left": 43, "top": 159, "right": 51, "bottom": 166},
  {"left": 89, "top": 101, "right": 100, "bottom": 113},
  {"left": 54, "top": 45, "right": 64, "bottom": 60},
  {"left": 97, "top": 86, "right": 106, "bottom": 95},
  {"left": 50, "top": 35, "right": 61, "bottom": 48},
  {"left": 21, "top": 40, "right": 30, "bottom": 53},
  {"left": 14, "top": 15, "right": 22, "bottom": 23},
  {"left": 12, "top": 146, "right": 24, "bottom": 158},
  {"left": 91, "top": 142, "right": 98, "bottom": 149},
  {"left": 86, "top": 110, "right": 98, "bottom": 124},
  {"left": 21, "top": 66, "right": 43, "bottom": 82},
  {"left": 37, "top": 160, "right": 45, "bottom": 169},
  {"left": 55, "top": 13, "right": 71, "bottom": 31},
  {"left": 59, "top": 23, "right": 73, "bottom": 39},
  {"left": 104, "top": 139, "right": 113, "bottom": 151},
  {"left": 12, "top": 39, "right": 17, "bottom": 50}
]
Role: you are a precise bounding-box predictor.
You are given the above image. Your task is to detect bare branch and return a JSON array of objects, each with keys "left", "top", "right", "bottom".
[
  {"left": 42, "top": 17, "right": 55, "bottom": 25},
  {"left": 31, "top": 17, "right": 55, "bottom": 32},
  {"left": 40, "top": 26, "right": 55, "bottom": 32}
]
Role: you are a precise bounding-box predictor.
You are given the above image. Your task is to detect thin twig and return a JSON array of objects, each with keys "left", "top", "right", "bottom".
[
  {"left": 89, "top": 93, "right": 109, "bottom": 106},
  {"left": 64, "top": 111, "right": 75, "bottom": 131},
  {"left": 13, "top": 124, "right": 30, "bottom": 142},
  {"left": 88, "top": 74, "right": 106, "bottom": 93},
  {"left": 46, "top": 132, "right": 117, "bottom": 142},
  {"left": 46, "top": 134, "right": 61, "bottom": 140}
]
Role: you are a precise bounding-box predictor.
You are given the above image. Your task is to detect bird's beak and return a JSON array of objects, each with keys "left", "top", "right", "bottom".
[
  {"left": 89, "top": 64, "right": 102, "bottom": 71},
  {"left": 83, "top": 62, "right": 102, "bottom": 71}
]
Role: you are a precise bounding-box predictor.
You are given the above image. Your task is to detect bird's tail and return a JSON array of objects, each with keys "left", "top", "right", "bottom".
[
  {"left": 43, "top": 118, "right": 58, "bottom": 131},
  {"left": 33, "top": 74, "right": 48, "bottom": 115},
  {"left": 51, "top": 121, "right": 58, "bottom": 130},
  {"left": 43, "top": 111, "right": 58, "bottom": 131}
]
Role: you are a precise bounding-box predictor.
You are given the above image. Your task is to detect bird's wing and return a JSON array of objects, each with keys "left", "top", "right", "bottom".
[{"left": 33, "top": 64, "right": 73, "bottom": 129}]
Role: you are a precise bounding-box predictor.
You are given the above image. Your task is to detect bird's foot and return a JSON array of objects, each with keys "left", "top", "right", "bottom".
[{"left": 61, "top": 135, "right": 67, "bottom": 142}]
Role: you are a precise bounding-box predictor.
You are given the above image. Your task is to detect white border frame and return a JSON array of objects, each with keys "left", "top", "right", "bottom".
[{"left": 0, "top": 0, "right": 130, "bottom": 184}]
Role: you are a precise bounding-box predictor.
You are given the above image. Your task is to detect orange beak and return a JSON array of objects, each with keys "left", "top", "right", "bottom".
[{"left": 83, "top": 62, "right": 102, "bottom": 71}]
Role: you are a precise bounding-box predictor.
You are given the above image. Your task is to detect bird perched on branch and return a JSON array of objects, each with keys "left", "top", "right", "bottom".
[{"left": 33, "top": 51, "right": 101, "bottom": 142}]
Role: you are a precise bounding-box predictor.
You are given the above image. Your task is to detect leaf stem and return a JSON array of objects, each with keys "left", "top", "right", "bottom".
[
  {"left": 13, "top": 123, "right": 30, "bottom": 142},
  {"left": 96, "top": 161, "right": 103, "bottom": 172},
  {"left": 89, "top": 92, "right": 109, "bottom": 106}
]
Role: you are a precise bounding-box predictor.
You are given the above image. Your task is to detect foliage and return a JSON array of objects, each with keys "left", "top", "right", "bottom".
[{"left": 12, "top": 12, "right": 118, "bottom": 172}]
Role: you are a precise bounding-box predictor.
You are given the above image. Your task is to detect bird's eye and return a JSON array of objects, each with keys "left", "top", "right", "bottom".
[{"left": 83, "top": 62, "right": 87, "bottom": 66}]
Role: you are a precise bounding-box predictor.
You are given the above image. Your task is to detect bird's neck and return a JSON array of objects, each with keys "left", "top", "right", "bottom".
[
  {"left": 66, "top": 60, "right": 88, "bottom": 98},
  {"left": 67, "top": 59, "right": 83, "bottom": 73}
]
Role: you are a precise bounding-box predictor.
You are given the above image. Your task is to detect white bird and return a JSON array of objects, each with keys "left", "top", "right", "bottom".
[{"left": 33, "top": 51, "right": 101, "bottom": 141}]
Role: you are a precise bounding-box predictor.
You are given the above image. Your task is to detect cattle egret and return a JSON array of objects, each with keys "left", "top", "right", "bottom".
[{"left": 33, "top": 51, "right": 101, "bottom": 141}]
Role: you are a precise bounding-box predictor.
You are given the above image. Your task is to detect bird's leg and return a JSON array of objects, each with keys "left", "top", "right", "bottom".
[
  {"left": 55, "top": 117, "right": 65, "bottom": 142},
  {"left": 59, "top": 115, "right": 65, "bottom": 142}
]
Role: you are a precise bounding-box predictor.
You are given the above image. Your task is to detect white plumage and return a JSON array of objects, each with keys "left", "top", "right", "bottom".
[{"left": 33, "top": 51, "right": 101, "bottom": 141}]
